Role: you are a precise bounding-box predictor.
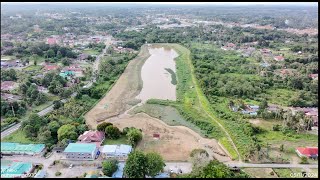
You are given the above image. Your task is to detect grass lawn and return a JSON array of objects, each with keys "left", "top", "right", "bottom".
[
  {"left": 83, "top": 49, "right": 100, "bottom": 56},
  {"left": 102, "top": 135, "right": 128, "bottom": 145},
  {"left": 2, "top": 130, "right": 37, "bottom": 144},
  {"left": 23, "top": 65, "right": 43, "bottom": 71},
  {"left": 1, "top": 55, "right": 16, "bottom": 60}
]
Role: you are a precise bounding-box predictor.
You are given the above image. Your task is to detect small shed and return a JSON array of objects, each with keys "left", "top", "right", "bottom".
[{"left": 153, "top": 133, "right": 160, "bottom": 139}]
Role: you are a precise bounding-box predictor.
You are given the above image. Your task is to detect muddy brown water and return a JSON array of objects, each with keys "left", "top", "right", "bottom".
[{"left": 136, "top": 47, "right": 178, "bottom": 103}]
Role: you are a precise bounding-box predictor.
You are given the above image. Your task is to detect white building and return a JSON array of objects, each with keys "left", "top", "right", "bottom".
[{"left": 101, "top": 144, "right": 132, "bottom": 161}]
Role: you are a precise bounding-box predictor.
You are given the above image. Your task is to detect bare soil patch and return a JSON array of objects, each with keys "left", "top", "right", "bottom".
[{"left": 108, "top": 113, "right": 230, "bottom": 162}]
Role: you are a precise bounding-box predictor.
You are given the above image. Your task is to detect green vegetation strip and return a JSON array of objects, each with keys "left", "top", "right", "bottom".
[{"left": 164, "top": 68, "right": 177, "bottom": 85}]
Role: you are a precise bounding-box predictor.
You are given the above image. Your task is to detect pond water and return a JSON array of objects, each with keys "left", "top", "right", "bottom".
[{"left": 136, "top": 47, "right": 178, "bottom": 103}]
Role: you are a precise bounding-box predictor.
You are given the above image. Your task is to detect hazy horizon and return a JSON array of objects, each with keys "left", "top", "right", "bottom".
[{"left": 1, "top": 2, "right": 318, "bottom": 6}]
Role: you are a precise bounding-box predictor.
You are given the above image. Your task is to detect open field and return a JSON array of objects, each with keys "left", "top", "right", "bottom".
[
  {"left": 1, "top": 130, "right": 37, "bottom": 144},
  {"left": 83, "top": 49, "right": 100, "bottom": 56},
  {"left": 108, "top": 113, "right": 230, "bottom": 162}
]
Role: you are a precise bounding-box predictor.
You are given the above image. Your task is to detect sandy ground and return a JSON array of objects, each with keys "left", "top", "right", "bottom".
[
  {"left": 85, "top": 45, "right": 150, "bottom": 129},
  {"left": 108, "top": 113, "right": 230, "bottom": 162}
]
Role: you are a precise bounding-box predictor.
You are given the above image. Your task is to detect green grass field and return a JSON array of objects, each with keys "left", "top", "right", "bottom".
[
  {"left": 2, "top": 130, "right": 37, "bottom": 144},
  {"left": 1, "top": 55, "right": 16, "bottom": 60},
  {"left": 23, "top": 65, "right": 43, "bottom": 71},
  {"left": 83, "top": 49, "right": 100, "bottom": 55},
  {"left": 102, "top": 135, "right": 128, "bottom": 145}
]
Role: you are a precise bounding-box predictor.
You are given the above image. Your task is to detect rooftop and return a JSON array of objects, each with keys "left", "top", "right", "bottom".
[
  {"left": 101, "top": 144, "right": 132, "bottom": 154},
  {"left": 1, "top": 142, "right": 45, "bottom": 154},
  {"left": 64, "top": 143, "right": 97, "bottom": 153},
  {"left": 1, "top": 160, "right": 33, "bottom": 178}
]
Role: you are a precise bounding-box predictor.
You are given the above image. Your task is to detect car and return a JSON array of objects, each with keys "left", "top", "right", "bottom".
[
  {"left": 97, "top": 166, "right": 102, "bottom": 169},
  {"left": 69, "top": 164, "right": 73, "bottom": 169}
]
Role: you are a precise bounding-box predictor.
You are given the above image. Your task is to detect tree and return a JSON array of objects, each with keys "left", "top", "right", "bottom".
[
  {"left": 47, "top": 49, "right": 55, "bottom": 58},
  {"left": 105, "top": 125, "right": 121, "bottom": 139},
  {"left": 259, "top": 99, "right": 268, "bottom": 110},
  {"left": 190, "top": 149, "right": 210, "bottom": 171},
  {"left": 102, "top": 159, "right": 118, "bottom": 177},
  {"left": 146, "top": 152, "right": 165, "bottom": 177},
  {"left": 124, "top": 151, "right": 148, "bottom": 178},
  {"left": 34, "top": 59, "right": 37, "bottom": 66},
  {"left": 53, "top": 100, "right": 63, "bottom": 110},
  {"left": 57, "top": 124, "right": 78, "bottom": 141},
  {"left": 62, "top": 58, "right": 71, "bottom": 66},
  {"left": 300, "top": 156, "right": 309, "bottom": 164},
  {"left": 194, "top": 160, "right": 249, "bottom": 178},
  {"left": 97, "top": 122, "right": 113, "bottom": 131},
  {"left": 126, "top": 128, "right": 142, "bottom": 147}
]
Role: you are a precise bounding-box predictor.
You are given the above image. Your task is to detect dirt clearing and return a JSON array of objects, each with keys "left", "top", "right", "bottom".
[{"left": 108, "top": 113, "right": 230, "bottom": 162}]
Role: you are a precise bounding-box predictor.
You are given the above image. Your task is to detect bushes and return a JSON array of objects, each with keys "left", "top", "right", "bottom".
[{"left": 55, "top": 171, "right": 62, "bottom": 176}]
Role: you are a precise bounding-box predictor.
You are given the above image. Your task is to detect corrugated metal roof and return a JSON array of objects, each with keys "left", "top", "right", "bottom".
[{"left": 64, "top": 143, "right": 96, "bottom": 153}]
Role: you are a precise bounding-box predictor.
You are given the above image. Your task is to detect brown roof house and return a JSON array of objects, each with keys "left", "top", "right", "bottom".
[
  {"left": 77, "top": 130, "right": 105, "bottom": 147},
  {"left": 1, "top": 81, "right": 18, "bottom": 91}
]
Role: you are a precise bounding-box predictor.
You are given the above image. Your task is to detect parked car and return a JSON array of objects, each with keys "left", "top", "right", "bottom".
[{"left": 69, "top": 164, "right": 73, "bottom": 169}]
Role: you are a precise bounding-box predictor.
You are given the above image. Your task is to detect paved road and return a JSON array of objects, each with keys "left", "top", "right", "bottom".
[
  {"left": 226, "top": 162, "right": 319, "bottom": 169},
  {"left": 1, "top": 123, "right": 21, "bottom": 138},
  {"left": 164, "top": 162, "right": 192, "bottom": 174}
]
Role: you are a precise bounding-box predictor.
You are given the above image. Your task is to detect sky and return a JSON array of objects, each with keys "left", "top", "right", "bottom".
[{"left": 1, "top": 2, "right": 318, "bottom": 6}]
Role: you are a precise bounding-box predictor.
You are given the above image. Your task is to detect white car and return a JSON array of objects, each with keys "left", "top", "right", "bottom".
[{"left": 69, "top": 164, "right": 73, "bottom": 169}]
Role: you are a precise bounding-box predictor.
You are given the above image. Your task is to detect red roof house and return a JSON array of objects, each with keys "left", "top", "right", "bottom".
[
  {"left": 274, "top": 56, "right": 284, "bottom": 61},
  {"left": 1, "top": 81, "right": 17, "bottom": 91},
  {"left": 47, "top": 37, "right": 57, "bottom": 45},
  {"left": 309, "top": 74, "right": 318, "bottom": 80},
  {"left": 44, "top": 64, "right": 59, "bottom": 71},
  {"left": 296, "top": 147, "right": 318, "bottom": 158},
  {"left": 78, "top": 130, "right": 105, "bottom": 147}
]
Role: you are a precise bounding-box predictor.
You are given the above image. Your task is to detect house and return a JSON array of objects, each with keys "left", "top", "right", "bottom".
[
  {"left": 274, "top": 56, "right": 284, "bottom": 61},
  {"left": 43, "top": 64, "right": 59, "bottom": 71},
  {"left": 59, "top": 70, "right": 75, "bottom": 79},
  {"left": 1, "top": 93, "right": 22, "bottom": 102},
  {"left": 1, "top": 143, "right": 45, "bottom": 156},
  {"left": 260, "top": 48, "right": 272, "bottom": 55},
  {"left": 296, "top": 147, "right": 318, "bottom": 159},
  {"left": 221, "top": 43, "right": 236, "bottom": 51},
  {"left": 1, "top": 81, "right": 17, "bottom": 91},
  {"left": 101, "top": 144, "right": 132, "bottom": 161},
  {"left": 47, "top": 37, "right": 57, "bottom": 45},
  {"left": 37, "top": 86, "right": 48, "bottom": 93},
  {"left": 309, "top": 74, "right": 318, "bottom": 80},
  {"left": 63, "top": 143, "right": 98, "bottom": 160},
  {"left": 77, "top": 130, "right": 105, "bottom": 147},
  {"left": 78, "top": 53, "right": 89, "bottom": 60}
]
